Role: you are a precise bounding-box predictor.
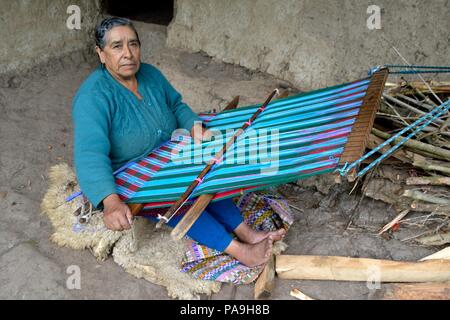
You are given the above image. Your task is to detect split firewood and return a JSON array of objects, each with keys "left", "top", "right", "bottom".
[
  {"left": 290, "top": 288, "right": 315, "bottom": 300},
  {"left": 254, "top": 255, "right": 275, "bottom": 300},
  {"left": 378, "top": 282, "right": 450, "bottom": 300},
  {"left": 276, "top": 255, "right": 450, "bottom": 282},
  {"left": 406, "top": 175, "right": 450, "bottom": 186},
  {"left": 402, "top": 189, "right": 450, "bottom": 205},
  {"left": 415, "top": 232, "right": 450, "bottom": 246},
  {"left": 420, "top": 247, "right": 450, "bottom": 261}
]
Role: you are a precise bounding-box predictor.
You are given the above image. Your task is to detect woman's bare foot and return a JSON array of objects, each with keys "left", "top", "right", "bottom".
[
  {"left": 234, "top": 222, "right": 286, "bottom": 244},
  {"left": 225, "top": 238, "right": 273, "bottom": 267}
]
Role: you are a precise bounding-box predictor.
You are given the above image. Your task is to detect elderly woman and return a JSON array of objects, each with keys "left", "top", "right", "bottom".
[{"left": 72, "top": 17, "right": 284, "bottom": 267}]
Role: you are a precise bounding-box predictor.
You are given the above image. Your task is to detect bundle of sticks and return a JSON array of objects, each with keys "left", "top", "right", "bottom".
[{"left": 362, "top": 78, "right": 450, "bottom": 245}]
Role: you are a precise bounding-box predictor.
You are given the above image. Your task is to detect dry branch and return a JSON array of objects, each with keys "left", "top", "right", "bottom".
[
  {"left": 403, "top": 189, "right": 450, "bottom": 205},
  {"left": 406, "top": 176, "right": 450, "bottom": 186},
  {"left": 372, "top": 128, "right": 450, "bottom": 160},
  {"left": 415, "top": 233, "right": 450, "bottom": 246}
]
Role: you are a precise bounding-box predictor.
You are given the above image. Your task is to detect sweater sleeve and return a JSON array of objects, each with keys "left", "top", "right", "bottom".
[
  {"left": 72, "top": 93, "right": 117, "bottom": 209},
  {"left": 155, "top": 69, "right": 201, "bottom": 131}
]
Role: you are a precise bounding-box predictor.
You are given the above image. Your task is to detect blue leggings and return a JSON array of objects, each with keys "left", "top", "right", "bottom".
[{"left": 145, "top": 198, "right": 243, "bottom": 252}]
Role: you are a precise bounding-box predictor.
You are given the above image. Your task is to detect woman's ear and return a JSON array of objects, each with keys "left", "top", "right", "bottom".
[{"left": 95, "top": 46, "right": 106, "bottom": 64}]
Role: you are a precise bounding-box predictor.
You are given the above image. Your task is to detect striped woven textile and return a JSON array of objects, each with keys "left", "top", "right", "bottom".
[
  {"left": 181, "top": 189, "right": 293, "bottom": 285},
  {"left": 114, "top": 71, "right": 387, "bottom": 212}
]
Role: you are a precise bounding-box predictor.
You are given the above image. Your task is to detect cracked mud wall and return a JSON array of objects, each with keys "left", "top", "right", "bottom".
[
  {"left": 0, "top": 0, "right": 102, "bottom": 75},
  {"left": 167, "top": 0, "right": 450, "bottom": 90}
]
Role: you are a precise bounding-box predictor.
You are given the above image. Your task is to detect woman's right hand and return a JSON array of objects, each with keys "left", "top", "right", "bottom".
[{"left": 102, "top": 194, "right": 133, "bottom": 231}]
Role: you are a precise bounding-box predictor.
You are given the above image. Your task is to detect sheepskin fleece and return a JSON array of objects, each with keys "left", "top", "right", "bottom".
[{"left": 41, "top": 163, "right": 221, "bottom": 299}]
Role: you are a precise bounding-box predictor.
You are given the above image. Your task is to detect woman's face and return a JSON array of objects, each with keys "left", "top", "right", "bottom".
[{"left": 96, "top": 25, "right": 141, "bottom": 80}]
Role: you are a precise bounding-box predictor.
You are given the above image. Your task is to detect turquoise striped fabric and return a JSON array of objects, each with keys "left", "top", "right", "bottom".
[{"left": 116, "top": 77, "right": 371, "bottom": 207}]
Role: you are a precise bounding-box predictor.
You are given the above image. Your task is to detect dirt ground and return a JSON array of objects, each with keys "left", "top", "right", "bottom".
[{"left": 0, "top": 22, "right": 439, "bottom": 300}]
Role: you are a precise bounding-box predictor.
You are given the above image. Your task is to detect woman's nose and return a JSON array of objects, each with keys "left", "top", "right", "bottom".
[{"left": 123, "top": 45, "right": 132, "bottom": 58}]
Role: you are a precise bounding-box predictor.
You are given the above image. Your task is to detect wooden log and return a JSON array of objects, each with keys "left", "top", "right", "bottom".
[
  {"left": 402, "top": 189, "right": 450, "bottom": 205},
  {"left": 406, "top": 176, "right": 450, "bottom": 186},
  {"left": 170, "top": 194, "right": 215, "bottom": 241},
  {"left": 276, "top": 255, "right": 450, "bottom": 282},
  {"left": 372, "top": 128, "right": 450, "bottom": 160},
  {"left": 413, "top": 160, "right": 450, "bottom": 175},
  {"left": 379, "top": 282, "right": 450, "bottom": 300},
  {"left": 254, "top": 255, "right": 275, "bottom": 300}
]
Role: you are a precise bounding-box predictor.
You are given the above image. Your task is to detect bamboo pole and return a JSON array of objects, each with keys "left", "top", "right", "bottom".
[{"left": 276, "top": 255, "right": 450, "bottom": 282}]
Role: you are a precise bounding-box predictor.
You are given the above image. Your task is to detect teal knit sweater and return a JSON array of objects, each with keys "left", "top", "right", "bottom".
[{"left": 72, "top": 63, "right": 200, "bottom": 208}]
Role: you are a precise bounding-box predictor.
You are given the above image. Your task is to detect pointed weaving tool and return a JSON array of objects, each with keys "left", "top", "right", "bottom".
[{"left": 156, "top": 88, "right": 280, "bottom": 232}]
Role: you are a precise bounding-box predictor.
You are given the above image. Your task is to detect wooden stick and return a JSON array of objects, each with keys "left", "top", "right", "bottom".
[
  {"left": 290, "top": 288, "right": 315, "bottom": 300},
  {"left": 254, "top": 255, "right": 276, "bottom": 300},
  {"left": 171, "top": 90, "right": 291, "bottom": 240},
  {"left": 403, "top": 189, "right": 450, "bottom": 205},
  {"left": 415, "top": 233, "right": 450, "bottom": 246},
  {"left": 170, "top": 194, "right": 214, "bottom": 240},
  {"left": 409, "top": 202, "right": 450, "bottom": 214},
  {"left": 406, "top": 176, "right": 450, "bottom": 186},
  {"left": 367, "top": 134, "right": 424, "bottom": 164},
  {"left": 383, "top": 94, "right": 444, "bottom": 124},
  {"left": 372, "top": 128, "right": 450, "bottom": 160},
  {"left": 156, "top": 89, "right": 279, "bottom": 229},
  {"left": 223, "top": 96, "right": 240, "bottom": 111},
  {"left": 378, "top": 209, "right": 410, "bottom": 235},
  {"left": 275, "top": 255, "right": 450, "bottom": 282},
  {"left": 379, "top": 282, "right": 450, "bottom": 300},
  {"left": 413, "top": 160, "right": 450, "bottom": 175}
]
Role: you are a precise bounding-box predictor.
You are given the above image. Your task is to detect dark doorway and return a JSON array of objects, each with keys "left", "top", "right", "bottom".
[{"left": 103, "top": 0, "right": 174, "bottom": 26}]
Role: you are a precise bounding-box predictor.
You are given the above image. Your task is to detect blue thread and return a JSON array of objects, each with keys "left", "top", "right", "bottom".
[{"left": 338, "top": 100, "right": 450, "bottom": 178}]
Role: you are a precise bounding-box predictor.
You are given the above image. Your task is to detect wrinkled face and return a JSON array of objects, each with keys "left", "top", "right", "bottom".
[{"left": 96, "top": 26, "right": 141, "bottom": 80}]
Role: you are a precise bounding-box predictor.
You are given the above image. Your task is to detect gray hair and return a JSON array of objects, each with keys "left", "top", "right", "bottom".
[{"left": 94, "top": 17, "right": 141, "bottom": 49}]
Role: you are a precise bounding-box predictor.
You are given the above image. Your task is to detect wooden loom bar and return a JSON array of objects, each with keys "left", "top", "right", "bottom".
[
  {"left": 339, "top": 68, "right": 389, "bottom": 165},
  {"left": 159, "top": 89, "right": 279, "bottom": 231},
  {"left": 170, "top": 91, "right": 285, "bottom": 240}
]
